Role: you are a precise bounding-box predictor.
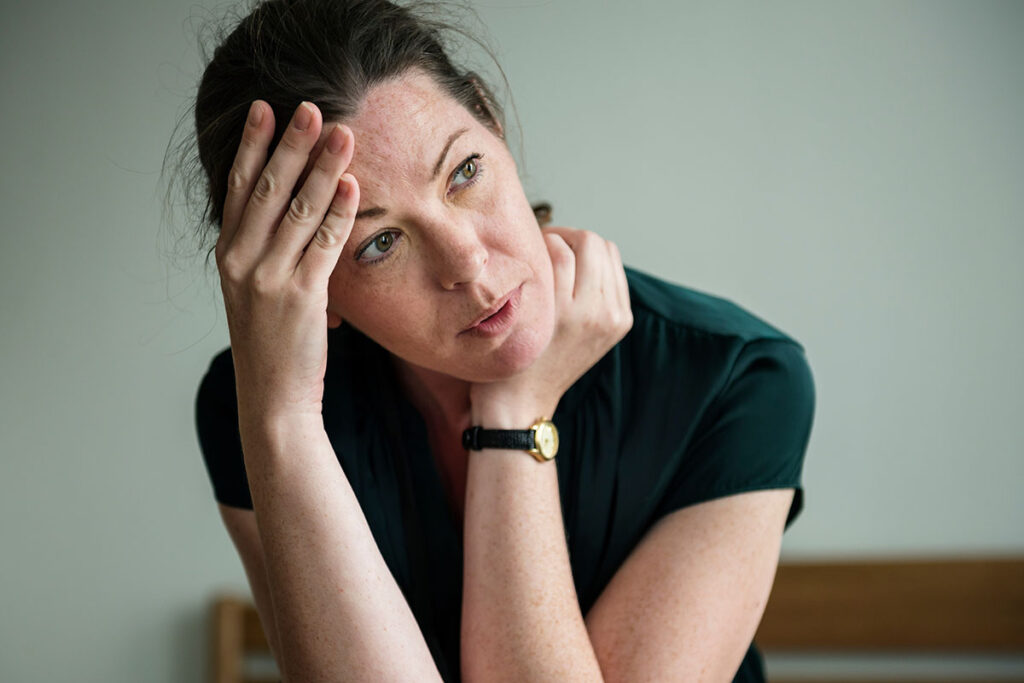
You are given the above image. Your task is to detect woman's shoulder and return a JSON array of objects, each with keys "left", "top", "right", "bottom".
[
  {"left": 196, "top": 346, "right": 236, "bottom": 406},
  {"left": 624, "top": 266, "right": 802, "bottom": 349},
  {"left": 557, "top": 266, "right": 812, "bottom": 417}
]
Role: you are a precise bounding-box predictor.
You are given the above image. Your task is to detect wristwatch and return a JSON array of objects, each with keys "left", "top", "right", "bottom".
[{"left": 462, "top": 418, "right": 559, "bottom": 462}]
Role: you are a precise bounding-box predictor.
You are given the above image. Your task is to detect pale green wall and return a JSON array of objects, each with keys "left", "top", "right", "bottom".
[{"left": 1, "top": 1, "right": 1021, "bottom": 680}]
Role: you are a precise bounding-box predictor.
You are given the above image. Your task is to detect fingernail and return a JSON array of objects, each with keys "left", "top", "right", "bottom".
[
  {"left": 247, "top": 101, "right": 263, "bottom": 127},
  {"left": 293, "top": 102, "right": 313, "bottom": 131},
  {"left": 326, "top": 124, "right": 345, "bottom": 154}
]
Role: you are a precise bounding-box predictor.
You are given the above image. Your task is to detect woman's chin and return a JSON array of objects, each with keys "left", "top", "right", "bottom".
[{"left": 474, "top": 318, "right": 554, "bottom": 381}]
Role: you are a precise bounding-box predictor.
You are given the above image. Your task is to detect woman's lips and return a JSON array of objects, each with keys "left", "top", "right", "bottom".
[{"left": 461, "top": 284, "right": 522, "bottom": 337}]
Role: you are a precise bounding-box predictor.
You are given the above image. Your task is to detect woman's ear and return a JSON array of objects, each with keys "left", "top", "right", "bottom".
[
  {"left": 469, "top": 75, "right": 504, "bottom": 140},
  {"left": 327, "top": 310, "right": 343, "bottom": 329},
  {"left": 532, "top": 202, "right": 553, "bottom": 228}
]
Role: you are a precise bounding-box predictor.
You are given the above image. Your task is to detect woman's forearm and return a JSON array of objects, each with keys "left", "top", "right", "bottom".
[
  {"left": 460, "top": 434, "right": 604, "bottom": 681},
  {"left": 239, "top": 414, "right": 442, "bottom": 683}
]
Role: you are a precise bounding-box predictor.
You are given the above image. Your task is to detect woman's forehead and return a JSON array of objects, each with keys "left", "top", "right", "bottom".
[{"left": 337, "top": 71, "right": 478, "bottom": 182}]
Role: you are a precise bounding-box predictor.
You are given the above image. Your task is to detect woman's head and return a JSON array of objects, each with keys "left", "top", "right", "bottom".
[
  {"left": 186, "top": 0, "right": 556, "bottom": 381},
  {"left": 326, "top": 69, "right": 555, "bottom": 381},
  {"left": 194, "top": 0, "right": 506, "bottom": 229}
]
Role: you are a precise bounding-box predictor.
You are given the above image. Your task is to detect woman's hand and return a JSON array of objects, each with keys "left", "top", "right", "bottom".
[
  {"left": 468, "top": 226, "right": 633, "bottom": 427},
  {"left": 215, "top": 100, "right": 359, "bottom": 426}
]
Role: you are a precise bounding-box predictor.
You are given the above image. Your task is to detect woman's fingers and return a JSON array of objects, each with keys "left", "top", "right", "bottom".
[
  {"left": 542, "top": 226, "right": 583, "bottom": 298},
  {"left": 296, "top": 173, "right": 360, "bottom": 290},
  {"left": 218, "top": 101, "right": 274, "bottom": 259},
  {"left": 228, "top": 101, "right": 323, "bottom": 268},
  {"left": 607, "top": 240, "right": 633, "bottom": 336},
  {"left": 609, "top": 241, "right": 627, "bottom": 309},
  {"left": 543, "top": 226, "right": 631, "bottom": 339},
  {"left": 601, "top": 239, "right": 619, "bottom": 308},
  {"left": 544, "top": 226, "right": 608, "bottom": 302},
  {"left": 264, "top": 123, "right": 355, "bottom": 274},
  {"left": 543, "top": 231, "right": 576, "bottom": 309}
]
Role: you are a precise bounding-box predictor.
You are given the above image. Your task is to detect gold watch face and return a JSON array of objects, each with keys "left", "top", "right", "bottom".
[{"left": 533, "top": 420, "right": 559, "bottom": 460}]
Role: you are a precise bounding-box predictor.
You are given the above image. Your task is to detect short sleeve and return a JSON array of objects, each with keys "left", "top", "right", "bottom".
[
  {"left": 654, "top": 338, "right": 816, "bottom": 531},
  {"left": 194, "top": 351, "right": 254, "bottom": 510}
]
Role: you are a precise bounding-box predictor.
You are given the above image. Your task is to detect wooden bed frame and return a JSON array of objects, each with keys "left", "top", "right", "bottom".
[{"left": 208, "top": 556, "right": 1024, "bottom": 683}]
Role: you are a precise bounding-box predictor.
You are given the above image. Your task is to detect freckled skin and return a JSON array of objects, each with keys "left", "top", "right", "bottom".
[{"left": 323, "top": 70, "right": 556, "bottom": 383}]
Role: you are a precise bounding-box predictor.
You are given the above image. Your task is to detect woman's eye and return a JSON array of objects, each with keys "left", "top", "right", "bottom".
[
  {"left": 357, "top": 230, "right": 400, "bottom": 262},
  {"left": 450, "top": 154, "right": 483, "bottom": 192}
]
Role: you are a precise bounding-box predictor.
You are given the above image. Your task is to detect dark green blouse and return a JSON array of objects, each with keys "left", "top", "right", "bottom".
[{"left": 196, "top": 266, "right": 816, "bottom": 682}]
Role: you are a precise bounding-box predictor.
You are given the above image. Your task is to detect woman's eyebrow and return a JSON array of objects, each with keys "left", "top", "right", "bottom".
[
  {"left": 431, "top": 127, "right": 469, "bottom": 181},
  {"left": 354, "top": 126, "right": 471, "bottom": 221},
  {"left": 355, "top": 206, "right": 387, "bottom": 220}
]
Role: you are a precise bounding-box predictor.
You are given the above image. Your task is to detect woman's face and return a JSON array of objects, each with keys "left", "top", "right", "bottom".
[{"left": 323, "top": 69, "right": 556, "bottom": 382}]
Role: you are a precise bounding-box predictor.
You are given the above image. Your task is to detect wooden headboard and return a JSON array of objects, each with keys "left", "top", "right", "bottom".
[
  {"left": 755, "top": 556, "right": 1024, "bottom": 683},
  {"left": 209, "top": 556, "right": 1024, "bottom": 683}
]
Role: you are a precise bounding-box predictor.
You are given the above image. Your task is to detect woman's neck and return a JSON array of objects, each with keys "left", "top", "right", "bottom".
[
  {"left": 390, "top": 355, "right": 473, "bottom": 527},
  {"left": 389, "top": 354, "right": 472, "bottom": 437}
]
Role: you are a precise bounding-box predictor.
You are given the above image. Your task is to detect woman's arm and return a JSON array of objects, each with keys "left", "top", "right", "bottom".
[
  {"left": 239, "top": 416, "right": 442, "bottom": 682},
  {"left": 461, "top": 228, "right": 632, "bottom": 682},
  {"left": 461, "top": 420, "right": 603, "bottom": 682},
  {"left": 215, "top": 100, "right": 440, "bottom": 681},
  {"left": 218, "top": 504, "right": 285, "bottom": 665}
]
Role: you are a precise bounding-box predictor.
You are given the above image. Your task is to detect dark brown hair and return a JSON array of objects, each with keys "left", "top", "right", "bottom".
[{"left": 165, "top": 0, "right": 550, "bottom": 261}]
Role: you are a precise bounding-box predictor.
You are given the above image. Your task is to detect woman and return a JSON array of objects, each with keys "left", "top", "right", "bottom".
[{"left": 184, "top": 0, "right": 816, "bottom": 680}]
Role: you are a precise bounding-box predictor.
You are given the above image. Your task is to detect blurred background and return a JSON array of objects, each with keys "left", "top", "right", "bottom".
[{"left": 1, "top": 0, "right": 1021, "bottom": 680}]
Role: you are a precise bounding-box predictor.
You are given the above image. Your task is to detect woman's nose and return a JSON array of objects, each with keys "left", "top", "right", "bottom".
[{"left": 433, "top": 221, "right": 489, "bottom": 290}]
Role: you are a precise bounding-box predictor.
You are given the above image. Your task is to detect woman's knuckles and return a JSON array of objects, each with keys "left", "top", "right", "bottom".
[
  {"left": 214, "top": 241, "right": 230, "bottom": 270},
  {"left": 250, "top": 171, "right": 281, "bottom": 205},
  {"left": 226, "top": 165, "right": 250, "bottom": 194},
  {"left": 249, "top": 265, "right": 283, "bottom": 295},
  {"left": 313, "top": 224, "right": 343, "bottom": 249},
  {"left": 286, "top": 194, "right": 317, "bottom": 223},
  {"left": 550, "top": 251, "right": 573, "bottom": 274},
  {"left": 217, "top": 251, "right": 249, "bottom": 282},
  {"left": 621, "top": 311, "right": 634, "bottom": 336}
]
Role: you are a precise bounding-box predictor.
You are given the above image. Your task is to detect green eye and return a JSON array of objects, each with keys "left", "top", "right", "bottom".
[
  {"left": 358, "top": 230, "right": 400, "bottom": 263},
  {"left": 450, "top": 154, "right": 483, "bottom": 191}
]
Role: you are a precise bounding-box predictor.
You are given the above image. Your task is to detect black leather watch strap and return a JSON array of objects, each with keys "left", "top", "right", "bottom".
[{"left": 462, "top": 426, "right": 535, "bottom": 451}]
